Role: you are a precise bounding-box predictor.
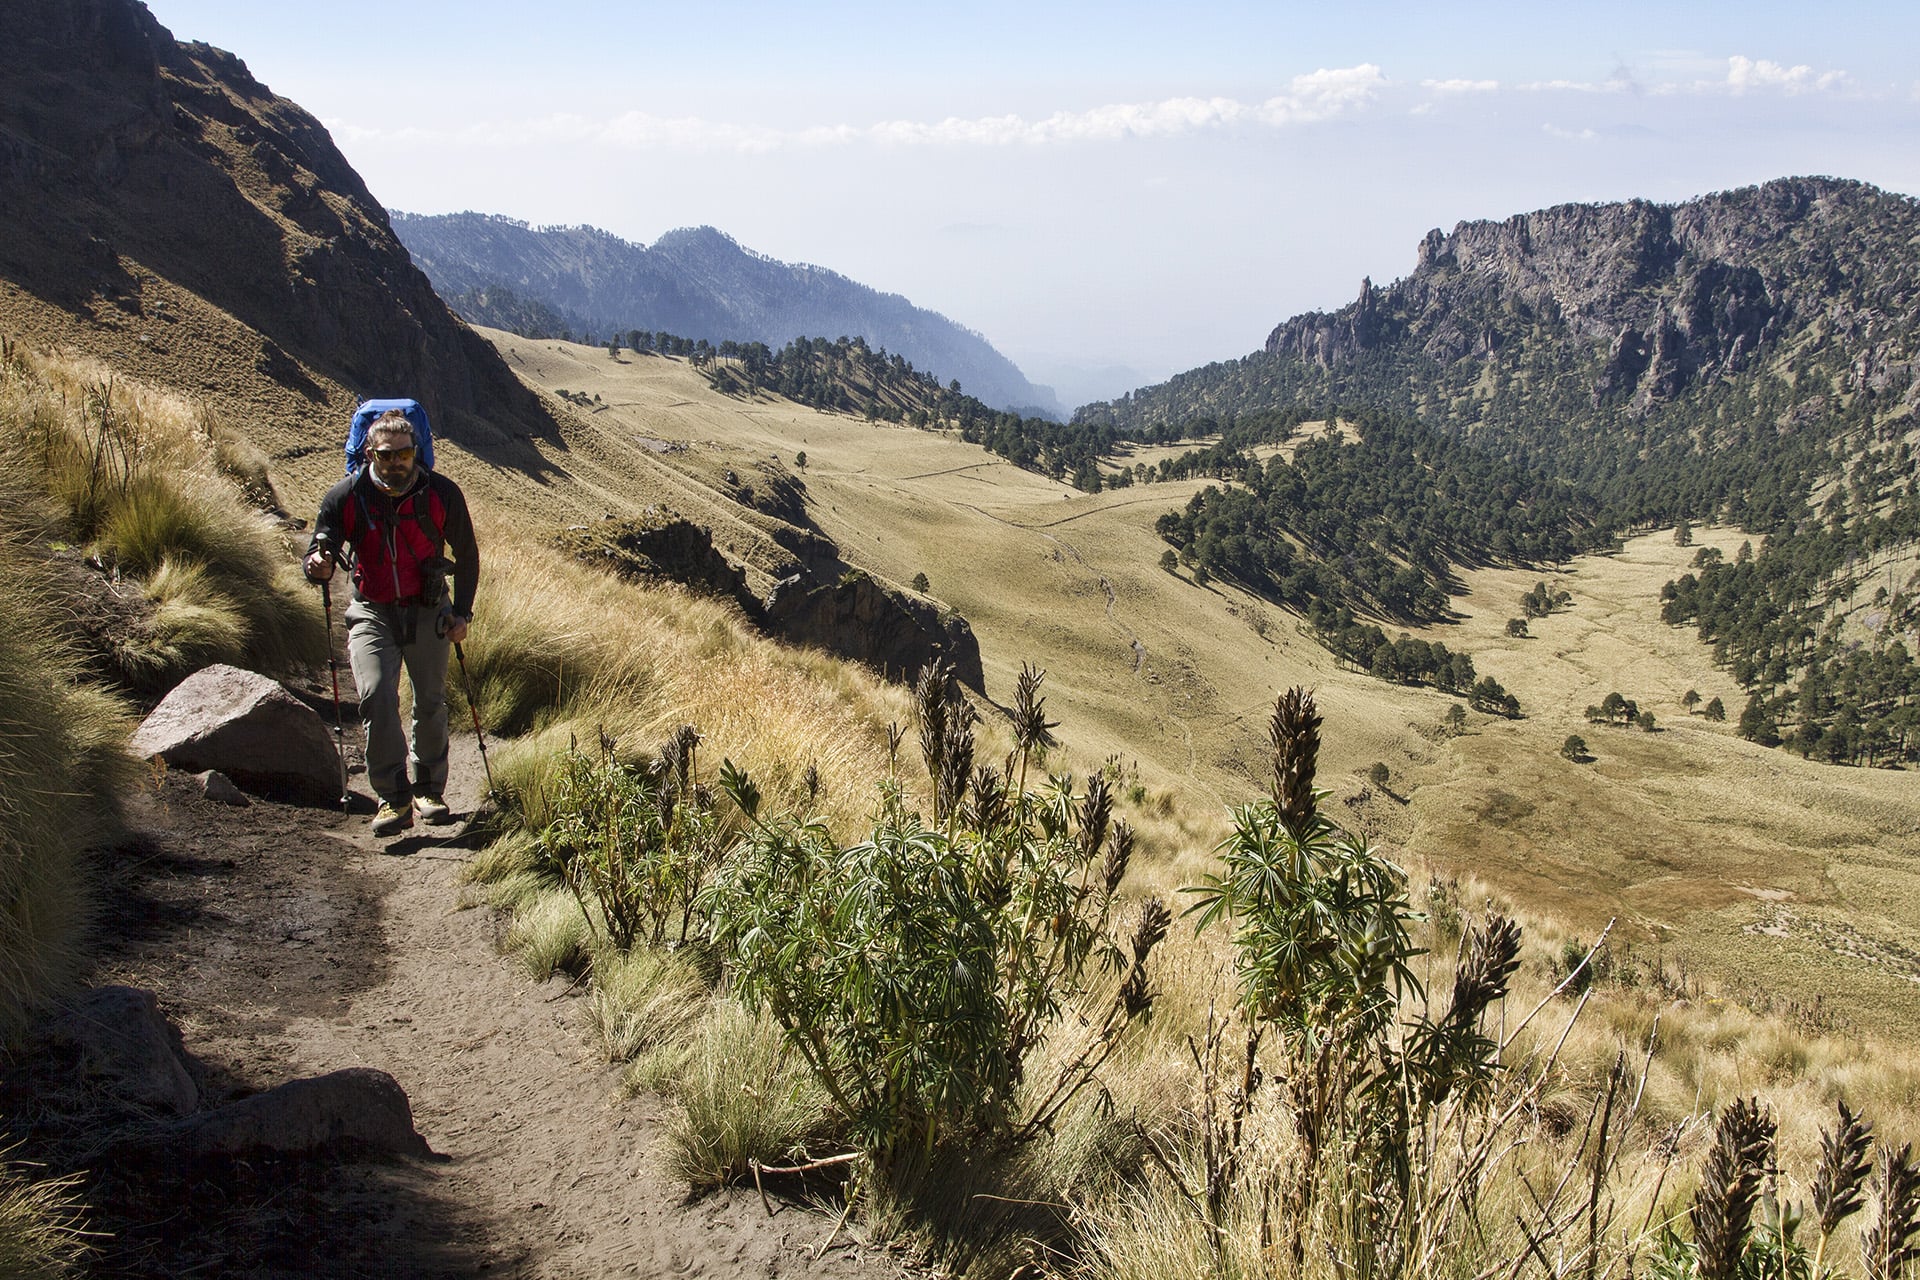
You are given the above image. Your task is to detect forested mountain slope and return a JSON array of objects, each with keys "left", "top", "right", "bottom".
[
  {"left": 1080, "top": 177, "right": 1917, "bottom": 528},
  {"left": 1070, "top": 178, "right": 1920, "bottom": 764},
  {"left": 392, "top": 212, "right": 1062, "bottom": 417}
]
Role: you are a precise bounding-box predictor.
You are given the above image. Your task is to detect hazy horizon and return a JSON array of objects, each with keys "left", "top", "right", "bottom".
[{"left": 139, "top": 0, "right": 1920, "bottom": 409}]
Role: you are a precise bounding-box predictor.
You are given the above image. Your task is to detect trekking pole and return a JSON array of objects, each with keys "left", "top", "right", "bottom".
[
  {"left": 452, "top": 640, "right": 497, "bottom": 797},
  {"left": 320, "top": 577, "right": 350, "bottom": 811}
]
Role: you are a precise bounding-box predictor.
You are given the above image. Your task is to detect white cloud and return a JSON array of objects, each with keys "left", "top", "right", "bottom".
[
  {"left": 1421, "top": 78, "right": 1499, "bottom": 93},
  {"left": 327, "top": 66, "right": 1390, "bottom": 155},
  {"left": 1698, "top": 56, "right": 1850, "bottom": 95},
  {"left": 863, "top": 66, "right": 1387, "bottom": 146},
  {"left": 1542, "top": 123, "right": 1599, "bottom": 141},
  {"left": 1262, "top": 64, "right": 1388, "bottom": 122},
  {"left": 872, "top": 95, "right": 1251, "bottom": 146},
  {"left": 595, "top": 113, "right": 786, "bottom": 152},
  {"left": 1517, "top": 78, "right": 1629, "bottom": 94}
]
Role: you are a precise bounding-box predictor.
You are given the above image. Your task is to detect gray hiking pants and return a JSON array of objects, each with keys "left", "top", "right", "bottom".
[{"left": 344, "top": 599, "right": 452, "bottom": 805}]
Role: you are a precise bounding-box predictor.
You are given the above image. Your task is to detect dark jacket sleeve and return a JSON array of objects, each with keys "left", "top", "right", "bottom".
[
  {"left": 436, "top": 474, "right": 480, "bottom": 618},
  {"left": 307, "top": 473, "right": 357, "bottom": 564}
]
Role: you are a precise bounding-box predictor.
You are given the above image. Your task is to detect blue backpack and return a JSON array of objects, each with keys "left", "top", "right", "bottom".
[{"left": 345, "top": 398, "right": 435, "bottom": 474}]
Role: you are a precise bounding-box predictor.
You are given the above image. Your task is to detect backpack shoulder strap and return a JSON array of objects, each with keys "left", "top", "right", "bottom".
[{"left": 411, "top": 475, "right": 446, "bottom": 555}]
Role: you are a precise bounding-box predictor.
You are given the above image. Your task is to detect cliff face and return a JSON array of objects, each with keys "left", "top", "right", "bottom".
[
  {"left": 393, "top": 213, "right": 1064, "bottom": 418},
  {"left": 1261, "top": 178, "right": 1919, "bottom": 412},
  {"left": 0, "top": 0, "right": 558, "bottom": 469}
]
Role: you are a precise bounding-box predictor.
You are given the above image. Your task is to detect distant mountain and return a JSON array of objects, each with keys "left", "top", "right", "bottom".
[
  {"left": 392, "top": 213, "right": 1062, "bottom": 418},
  {"left": 1066, "top": 176, "right": 1920, "bottom": 766},
  {"left": 1079, "top": 177, "right": 1919, "bottom": 524}
]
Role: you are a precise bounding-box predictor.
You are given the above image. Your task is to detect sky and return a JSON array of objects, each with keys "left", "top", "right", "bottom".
[{"left": 141, "top": 0, "right": 1920, "bottom": 409}]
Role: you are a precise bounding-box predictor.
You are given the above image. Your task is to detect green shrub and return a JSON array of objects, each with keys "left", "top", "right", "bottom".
[
  {"left": 532, "top": 728, "right": 728, "bottom": 951},
  {"left": 703, "top": 663, "right": 1169, "bottom": 1188}
]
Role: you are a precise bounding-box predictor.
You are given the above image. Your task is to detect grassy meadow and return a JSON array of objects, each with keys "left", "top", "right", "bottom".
[{"left": 482, "top": 336, "right": 1920, "bottom": 1041}]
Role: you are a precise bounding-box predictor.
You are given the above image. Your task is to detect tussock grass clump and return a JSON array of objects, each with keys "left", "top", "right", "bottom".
[
  {"left": 125, "top": 557, "right": 252, "bottom": 681},
  {"left": 586, "top": 943, "right": 707, "bottom": 1063},
  {"left": 663, "top": 999, "right": 833, "bottom": 1191},
  {"left": 0, "top": 550, "right": 137, "bottom": 1042},
  {"left": 0, "top": 1148, "right": 88, "bottom": 1278},
  {"left": 0, "top": 344, "right": 323, "bottom": 691},
  {"left": 503, "top": 887, "right": 590, "bottom": 982}
]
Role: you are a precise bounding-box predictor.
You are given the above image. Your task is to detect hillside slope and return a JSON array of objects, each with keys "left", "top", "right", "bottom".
[
  {"left": 1080, "top": 177, "right": 1918, "bottom": 522},
  {"left": 502, "top": 337, "right": 1920, "bottom": 1034},
  {"left": 392, "top": 212, "right": 1063, "bottom": 417},
  {"left": 0, "top": 0, "right": 564, "bottom": 491}
]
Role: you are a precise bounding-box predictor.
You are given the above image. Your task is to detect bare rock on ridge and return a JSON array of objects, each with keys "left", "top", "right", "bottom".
[{"left": 764, "top": 569, "right": 984, "bottom": 687}]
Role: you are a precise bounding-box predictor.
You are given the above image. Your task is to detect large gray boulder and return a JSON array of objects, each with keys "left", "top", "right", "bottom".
[
  {"left": 175, "top": 1067, "right": 432, "bottom": 1158},
  {"left": 41, "top": 986, "right": 198, "bottom": 1115},
  {"left": 129, "top": 664, "right": 340, "bottom": 802}
]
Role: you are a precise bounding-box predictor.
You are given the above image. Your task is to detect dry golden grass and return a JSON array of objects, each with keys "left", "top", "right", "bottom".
[
  {"left": 379, "top": 343, "right": 1920, "bottom": 1280},
  {"left": 466, "top": 537, "right": 910, "bottom": 836},
  {"left": 471, "top": 337, "right": 1920, "bottom": 1041},
  {"left": 1, "top": 344, "right": 324, "bottom": 688},
  {"left": 64, "top": 324, "right": 1887, "bottom": 1267},
  {"left": 660, "top": 999, "right": 833, "bottom": 1191},
  {"left": 483, "top": 337, "right": 1920, "bottom": 1028}
]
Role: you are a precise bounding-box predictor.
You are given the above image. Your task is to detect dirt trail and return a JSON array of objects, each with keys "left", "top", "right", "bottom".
[{"left": 77, "top": 730, "right": 901, "bottom": 1279}]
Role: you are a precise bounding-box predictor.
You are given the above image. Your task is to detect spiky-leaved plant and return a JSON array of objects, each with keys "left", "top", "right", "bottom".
[
  {"left": 1690, "top": 1097, "right": 1777, "bottom": 1280},
  {"left": 1810, "top": 1102, "right": 1875, "bottom": 1278},
  {"left": 535, "top": 728, "right": 725, "bottom": 950},
  {"left": 914, "top": 658, "right": 978, "bottom": 822},
  {"left": 1185, "top": 687, "right": 1422, "bottom": 1046},
  {"left": 1009, "top": 661, "right": 1058, "bottom": 795},
  {"left": 1862, "top": 1143, "right": 1920, "bottom": 1280},
  {"left": 1396, "top": 911, "right": 1522, "bottom": 1109},
  {"left": 1268, "top": 685, "right": 1320, "bottom": 835}
]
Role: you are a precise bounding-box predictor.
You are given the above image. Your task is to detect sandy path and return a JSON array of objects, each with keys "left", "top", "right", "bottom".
[{"left": 88, "top": 734, "right": 900, "bottom": 1280}]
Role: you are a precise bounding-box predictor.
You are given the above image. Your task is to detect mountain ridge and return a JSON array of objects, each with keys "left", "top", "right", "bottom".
[
  {"left": 0, "top": 0, "right": 568, "bottom": 481},
  {"left": 391, "top": 211, "right": 1063, "bottom": 418},
  {"left": 1081, "top": 176, "right": 1918, "bottom": 461}
]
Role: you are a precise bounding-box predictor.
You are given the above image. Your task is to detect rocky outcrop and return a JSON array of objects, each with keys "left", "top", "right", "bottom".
[
  {"left": 556, "top": 517, "right": 984, "bottom": 688},
  {"left": 553, "top": 516, "right": 753, "bottom": 602},
  {"left": 1251, "top": 178, "right": 1915, "bottom": 411},
  {"left": 129, "top": 664, "right": 341, "bottom": 802},
  {"left": 39, "top": 986, "right": 198, "bottom": 1115},
  {"left": 763, "top": 570, "right": 983, "bottom": 687}
]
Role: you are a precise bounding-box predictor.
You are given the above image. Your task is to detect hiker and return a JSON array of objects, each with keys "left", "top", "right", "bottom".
[{"left": 303, "top": 409, "right": 479, "bottom": 836}]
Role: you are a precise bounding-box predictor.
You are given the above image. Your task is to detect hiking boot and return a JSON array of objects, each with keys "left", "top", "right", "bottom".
[
  {"left": 413, "top": 793, "right": 452, "bottom": 825},
  {"left": 370, "top": 800, "right": 414, "bottom": 837}
]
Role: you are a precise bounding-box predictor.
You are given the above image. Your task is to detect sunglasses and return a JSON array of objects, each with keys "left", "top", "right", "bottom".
[{"left": 371, "top": 446, "right": 416, "bottom": 461}]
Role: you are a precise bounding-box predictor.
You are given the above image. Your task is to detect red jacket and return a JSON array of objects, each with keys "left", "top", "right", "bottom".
[{"left": 309, "top": 467, "right": 479, "bottom": 614}]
